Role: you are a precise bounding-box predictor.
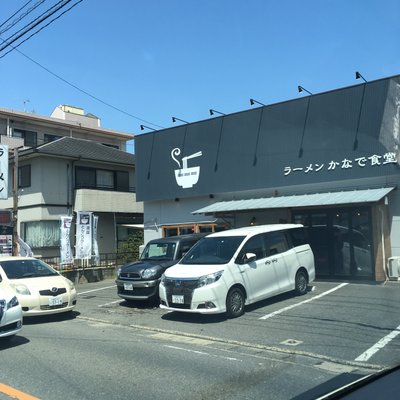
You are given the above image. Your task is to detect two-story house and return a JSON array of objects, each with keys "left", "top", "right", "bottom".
[{"left": 0, "top": 105, "right": 143, "bottom": 259}]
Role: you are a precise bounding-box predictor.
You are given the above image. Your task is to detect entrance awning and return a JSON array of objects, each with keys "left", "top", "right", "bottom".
[{"left": 192, "top": 187, "right": 395, "bottom": 214}]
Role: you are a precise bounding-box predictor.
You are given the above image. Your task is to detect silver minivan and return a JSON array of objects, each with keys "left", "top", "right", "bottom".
[{"left": 159, "top": 224, "right": 315, "bottom": 318}]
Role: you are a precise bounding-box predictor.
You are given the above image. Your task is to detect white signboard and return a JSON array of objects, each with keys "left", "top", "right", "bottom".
[
  {"left": 75, "top": 211, "right": 92, "bottom": 260},
  {"left": 60, "top": 216, "right": 73, "bottom": 264},
  {"left": 0, "top": 145, "right": 8, "bottom": 199}
]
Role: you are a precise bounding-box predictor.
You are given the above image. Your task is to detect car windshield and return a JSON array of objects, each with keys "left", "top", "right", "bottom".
[
  {"left": 140, "top": 242, "right": 176, "bottom": 261},
  {"left": 0, "top": 259, "right": 59, "bottom": 279},
  {"left": 181, "top": 236, "right": 245, "bottom": 265}
]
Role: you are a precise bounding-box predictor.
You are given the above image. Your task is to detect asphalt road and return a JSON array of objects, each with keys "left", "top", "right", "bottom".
[{"left": 1, "top": 279, "right": 399, "bottom": 400}]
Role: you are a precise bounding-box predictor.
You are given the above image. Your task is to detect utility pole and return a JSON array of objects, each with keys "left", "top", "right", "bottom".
[{"left": 12, "top": 147, "right": 18, "bottom": 256}]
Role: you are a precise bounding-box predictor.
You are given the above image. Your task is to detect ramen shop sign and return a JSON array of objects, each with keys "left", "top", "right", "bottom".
[{"left": 171, "top": 148, "right": 202, "bottom": 188}]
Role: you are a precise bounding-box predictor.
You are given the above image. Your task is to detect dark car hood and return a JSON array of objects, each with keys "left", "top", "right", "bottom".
[{"left": 120, "top": 259, "right": 177, "bottom": 273}]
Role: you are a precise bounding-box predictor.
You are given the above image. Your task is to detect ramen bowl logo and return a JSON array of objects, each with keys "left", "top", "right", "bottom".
[{"left": 171, "top": 148, "right": 202, "bottom": 188}]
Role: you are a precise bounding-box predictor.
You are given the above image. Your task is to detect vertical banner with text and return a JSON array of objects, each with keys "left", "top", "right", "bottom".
[
  {"left": 75, "top": 211, "right": 92, "bottom": 260},
  {"left": 92, "top": 215, "right": 100, "bottom": 264},
  {"left": 0, "top": 145, "right": 9, "bottom": 200},
  {"left": 60, "top": 216, "right": 73, "bottom": 264}
]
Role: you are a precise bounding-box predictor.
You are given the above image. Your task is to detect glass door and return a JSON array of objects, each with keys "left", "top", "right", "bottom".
[{"left": 292, "top": 207, "right": 374, "bottom": 279}]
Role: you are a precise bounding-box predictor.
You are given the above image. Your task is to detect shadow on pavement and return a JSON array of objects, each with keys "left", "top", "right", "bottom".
[{"left": 23, "top": 310, "right": 81, "bottom": 325}]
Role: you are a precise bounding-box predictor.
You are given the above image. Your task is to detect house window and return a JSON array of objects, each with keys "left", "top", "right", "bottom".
[
  {"left": 13, "top": 129, "right": 37, "bottom": 147},
  {"left": 97, "top": 170, "right": 114, "bottom": 190},
  {"left": 115, "top": 171, "right": 129, "bottom": 191},
  {"left": 75, "top": 166, "right": 129, "bottom": 191},
  {"left": 21, "top": 220, "right": 60, "bottom": 248},
  {"left": 162, "top": 223, "right": 225, "bottom": 237},
  {"left": 102, "top": 143, "right": 120, "bottom": 149},
  {"left": 18, "top": 165, "right": 31, "bottom": 188},
  {"left": 44, "top": 134, "right": 62, "bottom": 143},
  {"left": 75, "top": 167, "right": 96, "bottom": 189}
]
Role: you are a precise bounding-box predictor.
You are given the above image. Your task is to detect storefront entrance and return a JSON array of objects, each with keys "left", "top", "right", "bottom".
[{"left": 292, "top": 207, "right": 374, "bottom": 280}]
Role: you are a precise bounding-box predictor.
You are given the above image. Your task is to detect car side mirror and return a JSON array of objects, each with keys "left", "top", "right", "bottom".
[{"left": 244, "top": 252, "right": 257, "bottom": 263}]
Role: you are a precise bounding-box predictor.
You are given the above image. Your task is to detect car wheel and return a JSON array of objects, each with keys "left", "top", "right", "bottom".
[
  {"left": 295, "top": 270, "right": 308, "bottom": 296},
  {"left": 226, "top": 287, "right": 245, "bottom": 318}
]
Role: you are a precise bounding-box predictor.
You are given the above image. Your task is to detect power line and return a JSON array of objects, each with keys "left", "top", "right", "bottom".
[
  {"left": 0, "top": 0, "right": 47, "bottom": 36},
  {"left": 0, "top": 41, "right": 165, "bottom": 130},
  {"left": 19, "top": 49, "right": 165, "bottom": 128},
  {"left": 0, "top": 1, "right": 165, "bottom": 129},
  {"left": 0, "top": 0, "right": 79, "bottom": 57},
  {"left": 0, "top": 0, "right": 34, "bottom": 30},
  {"left": 0, "top": 0, "right": 72, "bottom": 53}
]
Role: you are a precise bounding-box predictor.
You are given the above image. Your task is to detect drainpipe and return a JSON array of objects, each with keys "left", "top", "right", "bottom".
[
  {"left": 379, "top": 205, "right": 388, "bottom": 282},
  {"left": 114, "top": 212, "right": 117, "bottom": 253}
]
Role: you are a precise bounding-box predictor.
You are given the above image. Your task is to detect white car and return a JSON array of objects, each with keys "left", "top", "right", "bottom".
[
  {"left": 0, "top": 257, "right": 77, "bottom": 317},
  {"left": 0, "top": 286, "right": 23, "bottom": 338},
  {"left": 159, "top": 224, "right": 315, "bottom": 318}
]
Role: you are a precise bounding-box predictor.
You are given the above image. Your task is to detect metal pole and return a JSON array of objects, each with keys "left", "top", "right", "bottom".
[{"left": 12, "top": 148, "right": 18, "bottom": 256}]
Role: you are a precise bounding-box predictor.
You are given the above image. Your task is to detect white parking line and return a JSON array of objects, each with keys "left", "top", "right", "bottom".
[
  {"left": 164, "top": 345, "right": 241, "bottom": 362},
  {"left": 98, "top": 299, "right": 123, "bottom": 308},
  {"left": 355, "top": 324, "right": 400, "bottom": 362},
  {"left": 78, "top": 285, "right": 116, "bottom": 295},
  {"left": 259, "top": 283, "right": 348, "bottom": 320}
]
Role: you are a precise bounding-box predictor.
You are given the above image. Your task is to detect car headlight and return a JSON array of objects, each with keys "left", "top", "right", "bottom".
[
  {"left": 197, "top": 271, "right": 223, "bottom": 288},
  {"left": 66, "top": 279, "right": 75, "bottom": 291},
  {"left": 160, "top": 274, "right": 165, "bottom": 285},
  {"left": 7, "top": 296, "right": 19, "bottom": 309},
  {"left": 141, "top": 266, "right": 159, "bottom": 280},
  {"left": 11, "top": 283, "right": 31, "bottom": 295},
  {"left": 117, "top": 268, "right": 122, "bottom": 278}
]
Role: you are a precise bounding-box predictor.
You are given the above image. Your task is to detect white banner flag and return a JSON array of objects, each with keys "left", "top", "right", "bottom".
[
  {"left": 60, "top": 216, "right": 73, "bottom": 264},
  {"left": 18, "top": 235, "right": 33, "bottom": 257},
  {"left": 0, "top": 145, "right": 8, "bottom": 200},
  {"left": 92, "top": 215, "right": 99, "bottom": 264},
  {"left": 75, "top": 211, "right": 92, "bottom": 260}
]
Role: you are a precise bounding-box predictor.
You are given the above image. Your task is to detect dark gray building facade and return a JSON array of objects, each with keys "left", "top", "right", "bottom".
[{"left": 136, "top": 75, "right": 400, "bottom": 281}]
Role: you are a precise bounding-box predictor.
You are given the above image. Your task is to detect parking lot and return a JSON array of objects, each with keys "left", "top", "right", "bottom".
[
  {"left": 76, "top": 278, "right": 400, "bottom": 369},
  {"left": 1, "top": 278, "right": 399, "bottom": 400}
]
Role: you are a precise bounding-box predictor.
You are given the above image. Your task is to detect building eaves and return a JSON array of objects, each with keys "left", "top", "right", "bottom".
[{"left": 18, "top": 137, "right": 135, "bottom": 165}]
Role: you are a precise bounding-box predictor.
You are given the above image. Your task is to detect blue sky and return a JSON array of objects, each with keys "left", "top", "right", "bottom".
[{"left": 1, "top": 0, "right": 400, "bottom": 153}]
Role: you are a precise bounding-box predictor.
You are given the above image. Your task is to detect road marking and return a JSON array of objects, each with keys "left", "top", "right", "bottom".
[
  {"left": 355, "top": 324, "right": 400, "bottom": 362},
  {"left": 78, "top": 285, "right": 116, "bottom": 295},
  {"left": 0, "top": 383, "right": 40, "bottom": 400},
  {"left": 151, "top": 332, "right": 214, "bottom": 345},
  {"left": 78, "top": 315, "right": 383, "bottom": 371},
  {"left": 164, "top": 345, "right": 241, "bottom": 362},
  {"left": 98, "top": 299, "right": 123, "bottom": 308},
  {"left": 259, "top": 283, "right": 348, "bottom": 320}
]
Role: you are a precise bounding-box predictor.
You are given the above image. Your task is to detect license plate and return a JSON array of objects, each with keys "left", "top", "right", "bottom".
[
  {"left": 48, "top": 296, "right": 63, "bottom": 306},
  {"left": 124, "top": 283, "right": 133, "bottom": 291},
  {"left": 172, "top": 295, "right": 184, "bottom": 304}
]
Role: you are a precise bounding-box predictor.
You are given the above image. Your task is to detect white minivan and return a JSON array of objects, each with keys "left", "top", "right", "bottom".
[{"left": 159, "top": 224, "right": 315, "bottom": 318}]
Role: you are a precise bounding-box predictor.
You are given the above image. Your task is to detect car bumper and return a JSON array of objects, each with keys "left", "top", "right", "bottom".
[
  {"left": 159, "top": 282, "right": 226, "bottom": 314},
  {"left": 116, "top": 278, "right": 160, "bottom": 300},
  {"left": 19, "top": 290, "right": 77, "bottom": 317},
  {"left": 0, "top": 306, "right": 23, "bottom": 337}
]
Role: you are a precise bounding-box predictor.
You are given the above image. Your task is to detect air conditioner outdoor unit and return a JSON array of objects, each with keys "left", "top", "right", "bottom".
[{"left": 387, "top": 257, "right": 400, "bottom": 281}]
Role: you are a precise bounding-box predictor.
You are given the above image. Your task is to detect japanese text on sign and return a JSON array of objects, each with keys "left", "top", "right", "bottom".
[{"left": 284, "top": 152, "right": 398, "bottom": 176}]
